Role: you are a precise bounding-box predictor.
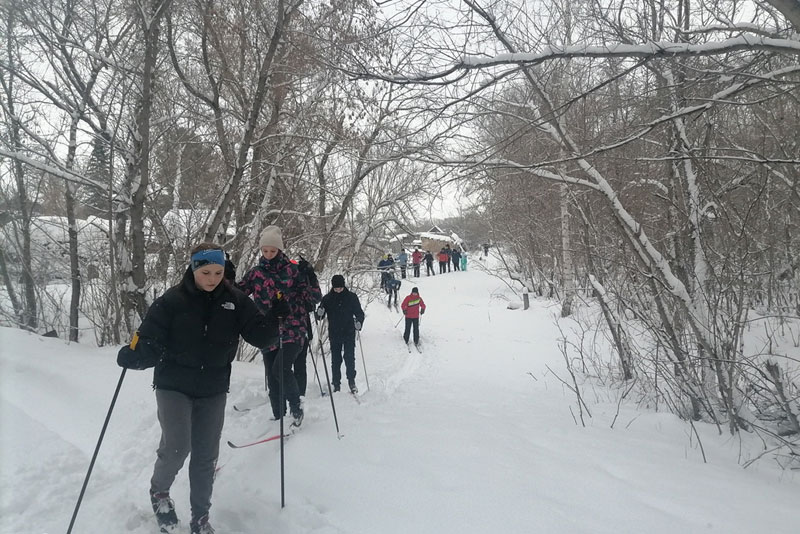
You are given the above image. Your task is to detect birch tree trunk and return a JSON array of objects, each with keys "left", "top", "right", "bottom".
[
  {"left": 559, "top": 182, "right": 574, "bottom": 317},
  {"left": 64, "top": 125, "right": 81, "bottom": 342},
  {"left": 558, "top": 0, "right": 575, "bottom": 318},
  {"left": 2, "top": 7, "right": 37, "bottom": 329}
]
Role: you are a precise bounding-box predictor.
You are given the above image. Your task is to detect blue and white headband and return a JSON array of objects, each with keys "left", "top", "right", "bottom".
[{"left": 191, "top": 249, "right": 226, "bottom": 271}]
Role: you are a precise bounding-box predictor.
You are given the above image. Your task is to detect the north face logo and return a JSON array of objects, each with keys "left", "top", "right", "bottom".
[{"left": 221, "top": 302, "right": 235, "bottom": 310}]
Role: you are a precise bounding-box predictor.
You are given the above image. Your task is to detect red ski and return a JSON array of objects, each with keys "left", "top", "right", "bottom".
[{"left": 227, "top": 431, "right": 292, "bottom": 449}]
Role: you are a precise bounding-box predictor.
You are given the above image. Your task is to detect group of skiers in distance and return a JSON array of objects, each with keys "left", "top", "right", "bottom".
[
  {"left": 114, "top": 225, "right": 448, "bottom": 534},
  {"left": 379, "top": 243, "right": 467, "bottom": 283}
]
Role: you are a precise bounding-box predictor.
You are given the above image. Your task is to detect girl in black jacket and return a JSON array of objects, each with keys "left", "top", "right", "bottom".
[{"left": 118, "top": 243, "right": 277, "bottom": 534}]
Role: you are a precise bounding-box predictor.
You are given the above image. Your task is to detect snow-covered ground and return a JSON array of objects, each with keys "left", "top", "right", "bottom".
[{"left": 2, "top": 255, "right": 799, "bottom": 534}]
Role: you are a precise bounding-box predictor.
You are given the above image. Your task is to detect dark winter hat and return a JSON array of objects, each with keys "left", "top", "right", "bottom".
[
  {"left": 331, "top": 275, "right": 346, "bottom": 288},
  {"left": 411, "top": 287, "right": 419, "bottom": 294}
]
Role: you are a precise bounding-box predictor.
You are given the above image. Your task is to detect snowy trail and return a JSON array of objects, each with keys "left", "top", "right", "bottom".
[{"left": 2, "top": 260, "right": 800, "bottom": 534}]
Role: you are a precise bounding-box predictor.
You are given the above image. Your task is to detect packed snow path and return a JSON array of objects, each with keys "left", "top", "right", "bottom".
[{"left": 2, "top": 257, "right": 799, "bottom": 533}]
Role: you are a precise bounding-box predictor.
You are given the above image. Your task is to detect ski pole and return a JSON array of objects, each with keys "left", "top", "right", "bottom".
[
  {"left": 314, "top": 316, "right": 342, "bottom": 438},
  {"left": 394, "top": 315, "right": 403, "bottom": 328},
  {"left": 278, "top": 317, "right": 286, "bottom": 508},
  {"left": 306, "top": 339, "right": 325, "bottom": 397},
  {"left": 67, "top": 367, "right": 127, "bottom": 534},
  {"left": 356, "top": 331, "right": 370, "bottom": 392}
]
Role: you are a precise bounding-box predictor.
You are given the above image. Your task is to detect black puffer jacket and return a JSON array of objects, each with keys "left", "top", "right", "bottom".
[
  {"left": 138, "top": 267, "right": 278, "bottom": 398},
  {"left": 318, "top": 288, "right": 365, "bottom": 339}
]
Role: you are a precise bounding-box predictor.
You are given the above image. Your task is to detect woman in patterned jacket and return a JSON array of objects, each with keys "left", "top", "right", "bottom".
[{"left": 236, "top": 225, "right": 322, "bottom": 425}]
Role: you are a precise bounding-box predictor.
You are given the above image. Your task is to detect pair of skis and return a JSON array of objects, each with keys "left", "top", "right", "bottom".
[
  {"left": 227, "top": 416, "right": 303, "bottom": 449},
  {"left": 405, "top": 340, "right": 422, "bottom": 353},
  {"left": 229, "top": 391, "right": 362, "bottom": 448},
  {"left": 227, "top": 402, "right": 301, "bottom": 448}
]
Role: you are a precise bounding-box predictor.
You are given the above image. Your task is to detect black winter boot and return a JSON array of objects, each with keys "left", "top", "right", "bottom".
[
  {"left": 348, "top": 379, "right": 358, "bottom": 394},
  {"left": 291, "top": 407, "right": 304, "bottom": 427},
  {"left": 150, "top": 491, "right": 178, "bottom": 532},
  {"left": 190, "top": 514, "right": 215, "bottom": 534}
]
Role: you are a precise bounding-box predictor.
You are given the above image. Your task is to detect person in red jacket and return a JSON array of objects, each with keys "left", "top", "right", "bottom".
[
  {"left": 400, "top": 287, "right": 426, "bottom": 347},
  {"left": 437, "top": 248, "right": 449, "bottom": 274},
  {"left": 411, "top": 248, "right": 423, "bottom": 278}
]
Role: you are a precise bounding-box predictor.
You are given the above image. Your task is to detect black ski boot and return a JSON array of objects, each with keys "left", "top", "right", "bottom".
[
  {"left": 190, "top": 514, "right": 215, "bottom": 534},
  {"left": 150, "top": 491, "right": 178, "bottom": 532},
  {"left": 333, "top": 383, "right": 340, "bottom": 392},
  {"left": 291, "top": 407, "right": 304, "bottom": 427},
  {"left": 348, "top": 379, "right": 358, "bottom": 394}
]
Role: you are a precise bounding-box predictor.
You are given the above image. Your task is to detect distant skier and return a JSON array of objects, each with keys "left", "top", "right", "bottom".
[
  {"left": 377, "top": 254, "right": 394, "bottom": 290},
  {"left": 450, "top": 248, "right": 461, "bottom": 271},
  {"left": 444, "top": 244, "right": 452, "bottom": 272},
  {"left": 411, "top": 247, "right": 423, "bottom": 277},
  {"left": 460, "top": 251, "right": 467, "bottom": 271},
  {"left": 401, "top": 286, "right": 426, "bottom": 348},
  {"left": 316, "top": 275, "right": 365, "bottom": 393},
  {"left": 386, "top": 273, "right": 401, "bottom": 309},
  {"left": 397, "top": 248, "right": 409, "bottom": 279},
  {"left": 438, "top": 248, "right": 449, "bottom": 274},
  {"left": 424, "top": 250, "right": 435, "bottom": 276}
]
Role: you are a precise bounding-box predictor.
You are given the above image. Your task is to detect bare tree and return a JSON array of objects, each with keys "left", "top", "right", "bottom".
[{"left": 1, "top": 2, "right": 39, "bottom": 330}]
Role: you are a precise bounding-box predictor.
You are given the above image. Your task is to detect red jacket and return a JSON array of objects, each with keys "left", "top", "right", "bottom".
[
  {"left": 411, "top": 250, "right": 423, "bottom": 264},
  {"left": 437, "top": 252, "right": 448, "bottom": 262},
  {"left": 401, "top": 293, "right": 426, "bottom": 319}
]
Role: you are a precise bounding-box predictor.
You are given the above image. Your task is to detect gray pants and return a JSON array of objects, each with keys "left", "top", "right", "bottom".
[{"left": 150, "top": 389, "right": 226, "bottom": 521}]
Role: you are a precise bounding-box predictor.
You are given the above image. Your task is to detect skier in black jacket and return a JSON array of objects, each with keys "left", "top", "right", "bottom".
[
  {"left": 315, "top": 274, "right": 365, "bottom": 393},
  {"left": 450, "top": 248, "right": 461, "bottom": 271},
  {"left": 424, "top": 250, "right": 435, "bottom": 276},
  {"left": 117, "top": 243, "right": 279, "bottom": 534}
]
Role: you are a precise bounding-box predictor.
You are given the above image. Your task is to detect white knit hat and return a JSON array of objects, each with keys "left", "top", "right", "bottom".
[{"left": 259, "top": 225, "right": 284, "bottom": 249}]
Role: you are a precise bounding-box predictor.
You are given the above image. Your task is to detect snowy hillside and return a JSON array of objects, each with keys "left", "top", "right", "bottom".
[{"left": 2, "top": 256, "right": 799, "bottom": 534}]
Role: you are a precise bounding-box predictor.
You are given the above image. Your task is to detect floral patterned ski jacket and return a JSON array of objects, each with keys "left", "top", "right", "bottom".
[{"left": 237, "top": 252, "right": 321, "bottom": 350}]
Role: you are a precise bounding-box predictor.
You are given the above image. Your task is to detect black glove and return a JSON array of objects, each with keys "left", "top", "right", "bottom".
[
  {"left": 117, "top": 333, "right": 163, "bottom": 370},
  {"left": 421, "top": 309, "right": 425, "bottom": 315},
  {"left": 271, "top": 294, "right": 290, "bottom": 319}
]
